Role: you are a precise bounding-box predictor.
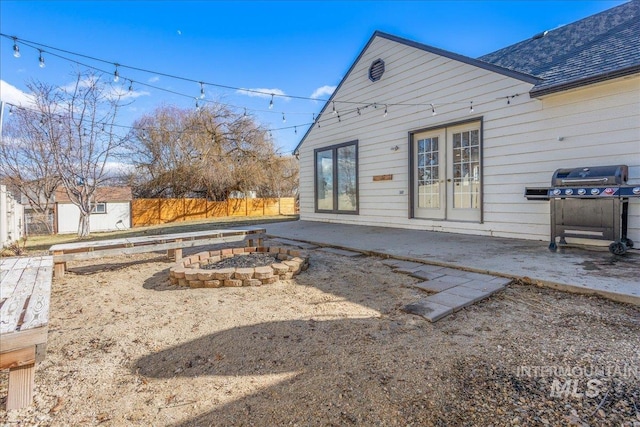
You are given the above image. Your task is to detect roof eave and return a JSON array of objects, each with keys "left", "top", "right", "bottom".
[
  {"left": 530, "top": 64, "right": 640, "bottom": 98},
  {"left": 293, "top": 30, "right": 541, "bottom": 155}
]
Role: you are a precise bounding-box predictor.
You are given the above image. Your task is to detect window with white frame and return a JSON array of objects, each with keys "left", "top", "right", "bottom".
[{"left": 92, "top": 202, "right": 107, "bottom": 214}]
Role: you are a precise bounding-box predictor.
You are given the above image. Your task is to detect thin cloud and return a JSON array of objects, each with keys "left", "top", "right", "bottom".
[
  {"left": 236, "top": 88, "right": 290, "bottom": 101},
  {"left": 0, "top": 80, "right": 36, "bottom": 107},
  {"left": 107, "top": 86, "right": 150, "bottom": 101},
  {"left": 58, "top": 77, "right": 150, "bottom": 101},
  {"left": 310, "top": 85, "right": 336, "bottom": 100},
  {"left": 148, "top": 76, "right": 160, "bottom": 83}
]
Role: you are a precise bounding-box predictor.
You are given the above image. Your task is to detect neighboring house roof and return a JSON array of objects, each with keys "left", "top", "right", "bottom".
[
  {"left": 55, "top": 186, "right": 133, "bottom": 203},
  {"left": 294, "top": 1, "right": 639, "bottom": 153},
  {"left": 478, "top": 0, "right": 640, "bottom": 97}
]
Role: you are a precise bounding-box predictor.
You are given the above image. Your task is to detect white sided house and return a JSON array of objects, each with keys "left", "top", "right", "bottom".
[
  {"left": 55, "top": 187, "right": 132, "bottom": 234},
  {"left": 295, "top": 1, "right": 640, "bottom": 245}
]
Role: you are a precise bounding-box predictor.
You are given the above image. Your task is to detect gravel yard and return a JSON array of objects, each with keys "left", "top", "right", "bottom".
[{"left": 1, "top": 241, "right": 639, "bottom": 426}]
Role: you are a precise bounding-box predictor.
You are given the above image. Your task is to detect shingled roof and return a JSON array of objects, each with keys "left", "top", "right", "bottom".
[
  {"left": 55, "top": 186, "right": 132, "bottom": 203},
  {"left": 478, "top": 0, "right": 640, "bottom": 97}
]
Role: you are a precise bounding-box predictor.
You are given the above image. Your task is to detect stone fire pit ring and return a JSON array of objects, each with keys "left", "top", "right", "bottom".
[{"left": 169, "top": 246, "right": 310, "bottom": 288}]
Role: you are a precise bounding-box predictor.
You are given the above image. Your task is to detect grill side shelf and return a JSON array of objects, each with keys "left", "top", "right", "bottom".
[{"left": 524, "top": 187, "right": 550, "bottom": 200}]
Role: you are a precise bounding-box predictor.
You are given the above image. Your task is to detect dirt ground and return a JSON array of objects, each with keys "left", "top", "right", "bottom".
[{"left": 1, "top": 240, "right": 639, "bottom": 426}]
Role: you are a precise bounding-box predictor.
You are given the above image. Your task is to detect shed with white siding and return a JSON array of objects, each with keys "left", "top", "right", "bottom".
[
  {"left": 54, "top": 187, "right": 132, "bottom": 235},
  {"left": 295, "top": 1, "right": 640, "bottom": 245}
]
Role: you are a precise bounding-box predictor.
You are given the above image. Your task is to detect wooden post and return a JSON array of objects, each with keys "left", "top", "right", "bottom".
[
  {"left": 6, "top": 363, "right": 35, "bottom": 410},
  {"left": 53, "top": 251, "right": 65, "bottom": 277},
  {"left": 168, "top": 239, "right": 183, "bottom": 261}
]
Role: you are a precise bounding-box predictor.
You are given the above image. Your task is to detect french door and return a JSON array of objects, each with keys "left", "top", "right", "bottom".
[{"left": 412, "top": 122, "right": 481, "bottom": 222}]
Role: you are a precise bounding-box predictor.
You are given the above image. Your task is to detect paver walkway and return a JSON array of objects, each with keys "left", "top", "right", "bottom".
[{"left": 381, "top": 259, "right": 510, "bottom": 322}]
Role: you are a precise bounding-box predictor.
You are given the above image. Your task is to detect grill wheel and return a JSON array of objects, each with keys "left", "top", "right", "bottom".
[{"left": 609, "top": 241, "right": 628, "bottom": 255}]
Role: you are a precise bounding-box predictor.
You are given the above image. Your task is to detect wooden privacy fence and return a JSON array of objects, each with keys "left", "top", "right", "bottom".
[{"left": 131, "top": 197, "right": 296, "bottom": 227}]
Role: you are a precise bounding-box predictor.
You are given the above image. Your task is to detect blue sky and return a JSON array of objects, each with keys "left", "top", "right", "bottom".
[{"left": 0, "top": 1, "right": 627, "bottom": 154}]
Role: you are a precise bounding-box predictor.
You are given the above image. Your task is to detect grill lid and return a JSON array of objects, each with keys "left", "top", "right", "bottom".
[{"left": 551, "top": 165, "right": 628, "bottom": 187}]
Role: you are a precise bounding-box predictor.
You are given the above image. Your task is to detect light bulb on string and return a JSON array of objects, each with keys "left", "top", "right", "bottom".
[
  {"left": 294, "top": 126, "right": 297, "bottom": 135},
  {"left": 128, "top": 80, "right": 134, "bottom": 92},
  {"left": 8, "top": 105, "right": 13, "bottom": 115},
  {"left": 113, "top": 64, "right": 120, "bottom": 82},
  {"left": 269, "top": 94, "right": 274, "bottom": 109},
  {"left": 469, "top": 101, "right": 474, "bottom": 113},
  {"left": 357, "top": 107, "right": 361, "bottom": 116},
  {"left": 337, "top": 113, "right": 341, "bottom": 123},
  {"left": 38, "top": 50, "right": 45, "bottom": 68},
  {"left": 332, "top": 102, "right": 337, "bottom": 115},
  {"left": 199, "top": 82, "right": 205, "bottom": 99},
  {"left": 282, "top": 112, "right": 286, "bottom": 123},
  {"left": 431, "top": 104, "right": 437, "bottom": 116},
  {"left": 384, "top": 105, "right": 388, "bottom": 117},
  {"left": 12, "top": 38, "right": 20, "bottom": 58}
]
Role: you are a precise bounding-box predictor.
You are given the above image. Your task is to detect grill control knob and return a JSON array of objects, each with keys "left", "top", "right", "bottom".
[
  {"left": 552, "top": 189, "right": 561, "bottom": 196},
  {"left": 578, "top": 189, "right": 587, "bottom": 196},
  {"left": 591, "top": 188, "right": 600, "bottom": 195},
  {"left": 634, "top": 187, "right": 640, "bottom": 195},
  {"left": 565, "top": 189, "right": 573, "bottom": 195}
]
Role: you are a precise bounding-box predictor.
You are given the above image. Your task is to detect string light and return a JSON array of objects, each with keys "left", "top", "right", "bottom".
[
  {"left": 38, "top": 50, "right": 45, "bottom": 68},
  {"left": 12, "top": 37, "right": 20, "bottom": 58},
  {"left": 1, "top": 33, "right": 526, "bottom": 126},
  {"left": 294, "top": 126, "right": 297, "bottom": 135},
  {"left": 282, "top": 112, "right": 286, "bottom": 123},
  {"left": 1, "top": 33, "right": 530, "bottom": 145},
  {"left": 199, "top": 82, "right": 205, "bottom": 99},
  {"left": 8, "top": 105, "right": 13, "bottom": 115},
  {"left": 128, "top": 80, "right": 134, "bottom": 92},
  {"left": 383, "top": 105, "right": 388, "bottom": 117}
]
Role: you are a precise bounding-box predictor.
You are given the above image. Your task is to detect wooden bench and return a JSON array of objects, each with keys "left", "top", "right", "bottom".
[
  {"left": 0, "top": 256, "right": 52, "bottom": 410},
  {"left": 49, "top": 228, "right": 265, "bottom": 277}
]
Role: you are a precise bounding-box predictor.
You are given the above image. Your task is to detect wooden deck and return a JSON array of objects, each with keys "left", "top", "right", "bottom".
[
  {"left": 0, "top": 256, "right": 53, "bottom": 410},
  {"left": 49, "top": 227, "right": 265, "bottom": 277}
]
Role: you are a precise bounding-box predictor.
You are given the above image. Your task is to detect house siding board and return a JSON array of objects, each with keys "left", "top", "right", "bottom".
[{"left": 299, "top": 35, "right": 640, "bottom": 243}]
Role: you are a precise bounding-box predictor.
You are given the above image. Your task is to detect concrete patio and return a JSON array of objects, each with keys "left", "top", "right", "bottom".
[{"left": 263, "top": 220, "right": 640, "bottom": 306}]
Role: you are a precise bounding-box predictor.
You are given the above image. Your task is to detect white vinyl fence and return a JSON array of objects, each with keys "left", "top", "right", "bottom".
[{"left": 0, "top": 185, "right": 25, "bottom": 247}]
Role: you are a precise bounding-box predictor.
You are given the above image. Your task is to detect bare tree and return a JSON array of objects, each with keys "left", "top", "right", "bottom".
[
  {"left": 3, "top": 72, "right": 129, "bottom": 237},
  {"left": 128, "top": 104, "right": 291, "bottom": 200},
  {"left": 1, "top": 102, "right": 60, "bottom": 234}
]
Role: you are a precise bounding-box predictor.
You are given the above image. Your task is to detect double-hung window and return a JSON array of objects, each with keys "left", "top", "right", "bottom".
[
  {"left": 92, "top": 202, "right": 107, "bottom": 214},
  {"left": 314, "top": 141, "right": 358, "bottom": 214}
]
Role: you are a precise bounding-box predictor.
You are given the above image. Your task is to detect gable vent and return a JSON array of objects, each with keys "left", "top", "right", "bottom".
[{"left": 368, "top": 58, "right": 385, "bottom": 82}]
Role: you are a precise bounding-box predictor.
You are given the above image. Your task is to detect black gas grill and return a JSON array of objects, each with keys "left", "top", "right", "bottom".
[{"left": 525, "top": 165, "right": 640, "bottom": 255}]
